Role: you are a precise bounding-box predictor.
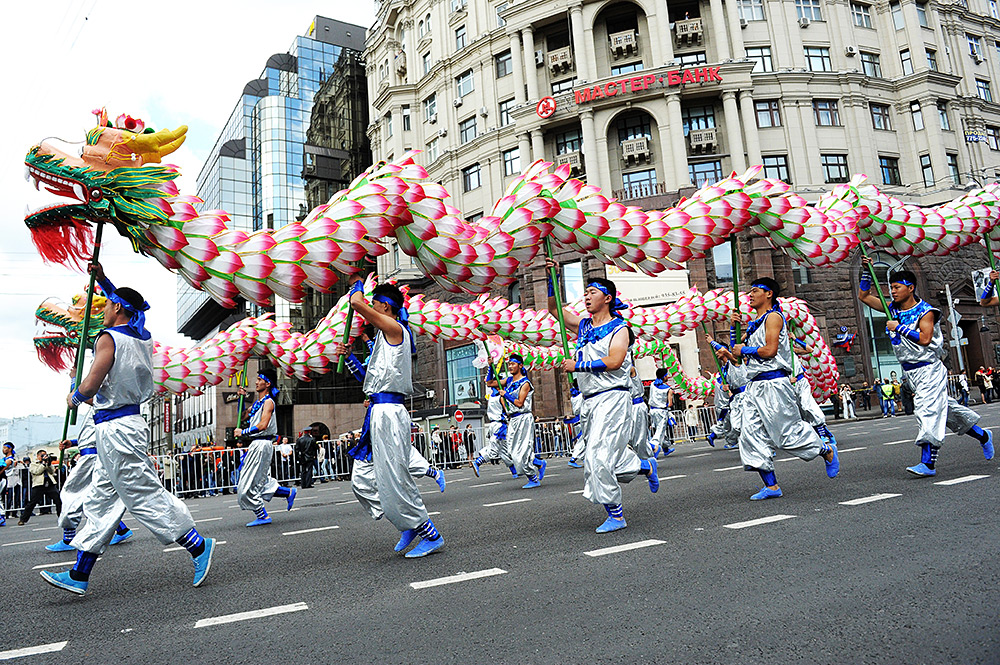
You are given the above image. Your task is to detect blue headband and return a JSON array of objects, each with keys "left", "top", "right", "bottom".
[
  {"left": 586, "top": 281, "right": 627, "bottom": 313},
  {"left": 750, "top": 281, "right": 773, "bottom": 292},
  {"left": 257, "top": 373, "right": 279, "bottom": 399},
  {"left": 373, "top": 293, "right": 416, "bottom": 353},
  {"left": 508, "top": 354, "right": 524, "bottom": 365},
  {"left": 108, "top": 291, "right": 150, "bottom": 337},
  {"left": 892, "top": 278, "right": 915, "bottom": 287}
]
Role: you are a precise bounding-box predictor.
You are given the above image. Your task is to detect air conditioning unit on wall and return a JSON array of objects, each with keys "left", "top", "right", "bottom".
[
  {"left": 798, "top": 16, "right": 811, "bottom": 27},
  {"left": 845, "top": 45, "right": 857, "bottom": 57}
]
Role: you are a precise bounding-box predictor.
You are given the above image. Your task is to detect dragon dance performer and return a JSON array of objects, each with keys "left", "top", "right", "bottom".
[
  {"left": 42, "top": 266, "right": 215, "bottom": 595},
  {"left": 547, "top": 262, "right": 659, "bottom": 533},
  {"left": 860, "top": 262, "right": 993, "bottom": 475},
  {"left": 648, "top": 369, "right": 677, "bottom": 457},
  {"left": 704, "top": 340, "right": 749, "bottom": 451},
  {"left": 471, "top": 368, "right": 515, "bottom": 478},
  {"left": 486, "top": 355, "right": 546, "bottom": 488},
  {"left": 339, "top": 280, "right": 444, "bottom": 558},
  {"left": 233, "top": 368, "right": 297, "bottom": 527},
  {"left": 789, "top": 338, "right": 838, "bottom": 448},
  {"left": 628, "top": 360, "right": 657, "bottom": 459},
  {"left": 979, "top": 269, "right": 999, "bottom": 306},
  {"left": 727, "top": 278, "right": 840, "bottom": 501},
  {"left": 566, "top": 383, "right": 585, "bottom": 468}
]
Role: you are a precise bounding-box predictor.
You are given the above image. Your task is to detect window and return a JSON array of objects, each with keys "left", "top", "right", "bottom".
[
  {"left": 762, "top": 155, "right": 791, "bottom": 181},
  {"left": 738, "top": 0, "right": 765, "bottom": 21},
  {"left": 860, "top": 51, "right": 882, "bottom": 77},
  {"left": 496, "top": 50, "right": 512, "bottom": 78},
  {"left": 977, "top": 79, "right": 993, "bottom": 102},
  {"left": 947, "top": 154, "right": 960, "bottom": 185},
  {"left": 451, "top": 0, "right": 466, "bottom": 12},
  {"left": 555, "top": 128, "right": 583, "bottom": 154},
  {"left": 445, "top": 344, "right": 478, "bottom": 404},
  {"left": 745, "top": 47, "right": 773, "bottom": 73},
  {"left": 689, "top": 161, "right": 724, "bottom": 187},
  {"left": 870, "top": 103, "right": 892, "bottom": 130},
  {"left": 996, "top": 40, "right": 1000, "bottom": 61},
  {"left": 678, "top": 52, "right": 708, "bottom": 66},
  {"left": 459, "top": 116, "right": 477, "bottom": 144},
  {"left": 562, "top": 261, "right": 585, "bottom": 302},
  {"left": 890, "top": 1, "right": 904, "bottom": 29},
  {"left": 617, "top": 114, "right": 652, "bottom": 142},
  {"left": 385, "top": 112, "right": 393, "bottom": 138},
  {"left": 466, "top": 212, "right": 483, "bottom": 223},
  {"left": 910, "top": 101, "right": 924, "bottom": 130},
  {"left": 611, "top": 62, "right": 645, "bottom": 75},
  {"left": 988, "top": 126, "right": 1000, "bottom": 151},
  {"left": 496, "top": 2, "right": 508, "bottom": 27},
  {"left": 423, "top": 93, "right": 437, "bottom": 121},
  {"left": 813, "top": 99, "right": 841, "bottom": 126},
  {"left": 455, "top": 25, "right": 467, "bottom": 51},
  {"left": 682, "top": 105, "right": 716, "bottom": 132},
  {"left": 926, "top": 48, "right": 938, "bottom": 71},
  {"left": 425, "top": 137, "right": 439, "bottom": 162},
  {"left": 938, "top": 101, "right": 950, "bottom": 130},
  {"left": 969, "top": 34, "right": 982, "bottom": 57},
  {"left": 792, "top": 265, "right": 813, "bottom": 285},
  {"left": 712, "top": 244, "right": 733, "bottom": 284},
  {"left": 422, "top": 52, "right": 432, "bottom": 75},
  {"left": 502, "top": 148, "right": 520, "bottom": 176},
  {"left": 796, "top": 0, "right": 822, "bottom": 21},
  {"left": 456, "top": 69, "right": 474, "bottom": 97},
  {"left": 991, "top": 0, "right": 999, "bottom": 18},
  {"left": 879, "top": 156, "right": 902, "bottom": 185},
  {"left": 804, "top": 47, "right": 832, "bottom": 72},
  {"left": 499, "top": 99, "right": 514, "bottom": 127},
  {"left": 755, "top": 100, "right": 781, "bottom": 127},
  {"left": 401, "top": 105, "right": 411, "bottom": 132},
  {"left": 418, "top": 19, "right": 426, "bottom": 38},
  {"left": 920, "top": 154, "right": 933, "bottom": 187},
  {"left": 425, "top": 12, "right": 432, "bottom": 33},
  {"left": 900, "top": 49, "right": 913, "bottom": 75},
  {"left": 462, "top": 163, "right": 481, "bottom": 191},
  {"left": 551, "top": 78, "right": 577, "bottom": 94},
  {"left": 821, "top": 154, "right": 849, "bottom": 183},
  {"left": 851, "top": 2, "right": 872, "bottom": 28},
  {"left": 916, "top": 2, "right": 928, "bottom": 26},
  {"left": 622, "top": 168, "right": 657, "bottom": 196},
  {"left": 509, "top": 281, "right": 520, "bottom": 305}
]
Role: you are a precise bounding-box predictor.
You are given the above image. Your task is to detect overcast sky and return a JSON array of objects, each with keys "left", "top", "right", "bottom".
[{"left": 0, "top": 1, "right": 377, "bottom": 418}]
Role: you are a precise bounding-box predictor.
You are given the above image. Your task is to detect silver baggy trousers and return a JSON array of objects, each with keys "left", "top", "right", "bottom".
[
  {"left": 739, "top": 377, "right": 825, "bottom": 473},
  {"left": 475, "top": 422, "right": 514, "bottom": 466},
  {"left": 794, "top": 377, "right": 826, "bottom": 428},
  {"left": 508, "top": 413, "right": 539, "bottom": 478},
  {"left": 905, "top": 362, "right": 980, "bottom": 448},
  {"left": 371, "top": 403, "right": 429, "bottom": 531},
  {"left": 237, "top": 439, "right": 280, "bottom": 512},
  {"left": 583, "top": 390, "right": 642, "bottom": 506},
  {"left": 353, "top": 445, "right": 431, "bottom": 521},
  {"left": 57, "top": 454, "right": 125, "bottom": 531},
  {"left": 629, "top": 401, "right": 656, "bottom": 459}
]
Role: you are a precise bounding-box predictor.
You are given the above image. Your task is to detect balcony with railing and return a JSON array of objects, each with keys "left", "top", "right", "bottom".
[
  {"left": 674, "top": 18, "right": 703, "bottom": 45},
  {"left": 609, "top": 30, "right": 638, "bottom": 59}
]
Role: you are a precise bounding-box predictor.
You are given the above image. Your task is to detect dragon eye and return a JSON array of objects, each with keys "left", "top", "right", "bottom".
[{"left": 89, "top": 188, "right": 103, "bottom": 201}]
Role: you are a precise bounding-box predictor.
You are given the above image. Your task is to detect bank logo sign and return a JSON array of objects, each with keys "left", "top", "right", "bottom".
[{"left": 573, "top": 67, "right": 724, "bottom": 105}]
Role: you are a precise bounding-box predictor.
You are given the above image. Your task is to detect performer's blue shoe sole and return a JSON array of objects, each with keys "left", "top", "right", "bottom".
[
  {"left": 286, "top": 487, "right": 297, "bottom": 511},
  {"left": 596, "top": 517, "right": 627, "bottom": 533},
  {"left": 646, "top": 459, "right": 659, "bottom": 494},
  {"left": 723, "top": 443, "right": 738, "bottom": 450},
  {"left": 110, "top": 529, "right": 133, "bottom": 545},
  {"left": 536, "top": 458, "right": 547, "bottom": 482},
  {"left": 750, "top": 487, "right": 783, "bottom": 500},
  {"left": 246, "top": 517, "right": 272, "bottom": 527},
  {"left": 707, "top": 433, "right": 716, "bottom": 447},
  {"left": 40, "top": 570, "right": 87, "bottom": 596},
  {"left": 663, "top": 447, "right": 676, "bottom": 457},
  {"left": 46, "top": 540, "right": 76, "bottom": 552},
  {"left": 404, "top": 536, "right": 443, "bottom": 558},
  {"left": 983, "top": 429, "right": 994, "bottom": 460},
  {"left": 521, "top": 478, "right": 541, "bottom": 489},
  {"left": 394, "top": 529, "right": 418, "bottom": 552},
  {"left": 825, "top": 443, "right": 840, "bottom": 479},
  {"left": 435, "top": 471, "right": 446, "bottom": 492},
  {"left": 568, "top": 460, "right": 583, "bottom": 468},
  {"left": 471, "top": 459, "right": 481, "bottom": 477},
  {"left": 192, "top": 538, "right": 216, "bottom": 587},
  {"left": 906, "top": 462, "right": 936, "bottom": 477}
]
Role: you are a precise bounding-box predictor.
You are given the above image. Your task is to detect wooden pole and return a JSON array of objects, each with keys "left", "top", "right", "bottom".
[
  {"left": 64, "top": 221, "right": 105, "bottom": 432},
  {"left": 544, "top": 237, "right": 573, "bottom": 383}
]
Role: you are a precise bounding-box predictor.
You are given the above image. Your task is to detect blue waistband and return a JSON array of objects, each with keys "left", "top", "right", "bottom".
[
  {"left": 650, "top": 406, "right": 668, "bottom": 410},
  {"left": 901, "top": 361, "right": 932, "bottom": 371},
  {"left": 632, "top": 397, "right": 645, "bottom": 405},
  {"left": 79, "top": 447, "right": 97, "bottom": 456},
  {"left": 368, "top": 392, "right": 406, "bottom": 405},
  {"left": 94, "top": 404, "right": 140, "bottom": 424},
  {"left": 796, "top": 373, "right": 806, "bottom": 381},
  {"left": 750, "top": 369, "right": 790, "bottom": 383},
  {"left": 734, "top": 385, "right": 747, "bottom": 394},
  {"left": 584, "top": 386, "right": 628, "bottom": 400}
]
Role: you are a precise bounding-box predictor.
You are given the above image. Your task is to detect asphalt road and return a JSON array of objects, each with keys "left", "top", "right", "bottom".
[{"left": 2, "top": 405, "right": 999, "bottom": 664}]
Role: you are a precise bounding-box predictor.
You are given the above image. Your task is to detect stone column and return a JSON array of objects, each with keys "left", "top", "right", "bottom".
[
  {"left": 569, "top": 3, "right": 589, "bottom": 82},
  {"left": 921, "top": 95, "right": 950, "bottom": 185},
  {"left": 531, "top": 128, "right": 545, "bottom": 162},
  {"left": 509, "top": 32, "right": 526, "bottom": 103},
  {"left": 656, "top": 116, "right": 679, "bottom": 186},
  {"left": 739, "top": 90, "right": 762, "bottom": 166},
  {"left": 722, "top": 91, "right": 746, "bottom": 172},
  {"left": 522, "top": 27, "right": 541, "bottom": 102},
  {"left": 581, "top": 109, "right": 600, "bottom": 184},
  {"left": 667, "top": 93, "right": 692, "bottom": 186},
  {"left": 518, "top": 132, "right": 532, "bottom": 173},
  {"left": 708, "top": 0, "right": 731, "bottom": 61}
]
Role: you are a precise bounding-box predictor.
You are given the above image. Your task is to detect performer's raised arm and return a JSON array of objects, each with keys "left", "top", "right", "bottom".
[
  {"left": 544, "top": 257, "right": 583, "bottom": 334},
  {"left": 979, "top": 270, "right": 999, "bottom": 306},
  {"left": 857, "top": 257, "right": 885, "bottom": 312}
]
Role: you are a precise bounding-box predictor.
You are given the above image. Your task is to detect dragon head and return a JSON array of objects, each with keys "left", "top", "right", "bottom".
[
  {"left": 24, "top": 108, "right": 188, "bottom": 266},
  {"left": 33, "top": 289, "right": 107, "bottom": 372}
]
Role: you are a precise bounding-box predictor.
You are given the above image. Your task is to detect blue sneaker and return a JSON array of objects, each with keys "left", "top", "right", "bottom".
[
  {"left": 595, "top": 517, "right": 627, "bottom": 533},
  {"left": 192, "top": 538, "right": 216, "bottom": 587},
  {"left": 750, "top": 487, "right": 783, "bottom": 501},
  {"left": 825, "top": 443, "right": 840, "bottom": 479},
  {"left": 646, "top": 459, "right": 659, "bottom": 494},
  {"left": 521, "top": 477, "right": 541, "bottom": 489},
  {"left": 568, "top": 458, "right": 583, "bottom": 468},
  {"left": 40, "top": 570, "right": 87, "bottom": 596},
  {"left": 651, "top": 444, "right": 661, "bottom": 459},
  {"left": 434, "top": 470, "right": 446, "bottom": 492},
  {"left": 723, "top": 442, "right": 738, "bottom": 450},
  {"left": 286, "top": 487, "right": 297, "bottom": 511},
  {"left": 471, "top": 458, "right": 481, "bottom": 477},
  {"left": 536, "top": 458, "right": 547, "bottom": 482},
  {"left": 983, "top": 429, "right": 994, "bottom": 461},
  {"left": 509, "top": 465, "right": 518, "bottom": 478},
  {"left": 46, "top": 540, "right": 76, "bottom": 552},
  {"left": 663, "top": 447, "right": 676, "bottom": 457},
  {"left": 906, "top": 463, "right": 936, "bottom": 477},
  {"left": 246, "top": 517, "right": 272, "bottom": 527},
  {"left": 394, "top": 529, "right": 418, "bottom": 552},
  {"left": 404, "top": 536, "right": 444, "bottom": 558},
  {"left": 707, "top": 432, "right": 717, "bottom": 447},
  {"left": 110, "top": 529, "right": 133, "bottom": 545}
]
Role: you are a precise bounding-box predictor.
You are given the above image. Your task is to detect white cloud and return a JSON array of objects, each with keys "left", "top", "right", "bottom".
[{"left": 0, "top": 1, "right": 376, "bottom": 418}]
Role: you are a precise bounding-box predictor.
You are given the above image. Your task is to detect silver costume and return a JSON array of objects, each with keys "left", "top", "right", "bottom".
[
  {"left": 73, "top": 328, "right": 196, "bottom": 553},
  {"left": 475, "top": 389, "right": 514, "bottom": 466},
  {"left": 709, "top": 374, "right": 737, "bottom": 445},
  {"left": 888, "top": 300, "right": 979, "bottom": 447},
  {"left": 791, "top": 352, "right": 826, "bottom": 428},
  {"left": 737, "top": 311, "right": 825, "bottom": 473},
  {"left": 504, "top": 376, "right": 539, "bottom": 478},
  {"left": 627, "top": 356, "right": 655, "bottom": 459},
  {"left": 237, "top": 398, "right": 280, "bottom": 512},
  {"left": 725, "top": 363, "right": 749, "bottom": 440},
  {"left": 569, "top": 389, "right": 587, "bottom": 460},
  {"left": 363, "top": 326, "right": 428, "bottom": 531},
  {"left": 352, "top": 445, "right": 432, "bottom": 521},
  {"left": 648, "top": 379, "right": 673, "bottom": 451},
  {"left": 577, "top": 318, "right": 642, "bottom": 506},
  {"left": 57, "top": 407, "right": 125, "bottom": 531}
]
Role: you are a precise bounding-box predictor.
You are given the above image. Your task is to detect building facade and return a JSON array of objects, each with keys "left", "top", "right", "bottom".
[{"left": 367, "top": 0, "right": 1000, "bottom": 407}]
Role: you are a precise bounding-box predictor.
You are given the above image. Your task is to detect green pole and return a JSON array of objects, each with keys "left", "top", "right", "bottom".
[
  {"left": 544, "top": 237, "right": 573, "bottom": 383},
  {"left": 235, "top": 359, "right": 250, "bottom": 428},
  {"left": 700, "top": 321, "right": 726, "bottom": 381},
  {"left": 336, "top": 284, "right": 357, "bottom": 374},
  {"left": 730, "top": 235, "right": 741, "bottom": 340},
  {"left": 858, "top": 244, "right": 894, "bottom": 318},
  {"left": 65, "top": 221, "right": 106, "bottom": 431}
]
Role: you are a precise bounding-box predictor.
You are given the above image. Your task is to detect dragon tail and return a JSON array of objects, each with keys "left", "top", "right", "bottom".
[{"left": 29, "top": 218, "right": 94, "bottom": 269}]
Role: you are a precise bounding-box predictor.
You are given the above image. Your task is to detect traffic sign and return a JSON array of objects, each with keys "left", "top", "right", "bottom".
[
  {"left": 949, "top": 310, "right": 962, "bottom": 326},
  {"left": 455, "top": 410, "right": 464, "bottom": 423}
]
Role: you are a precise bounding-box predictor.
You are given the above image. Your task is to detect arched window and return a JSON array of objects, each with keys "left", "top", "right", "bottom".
[{"left": 418, "top": 20, "right": 425, "bottom": 37}]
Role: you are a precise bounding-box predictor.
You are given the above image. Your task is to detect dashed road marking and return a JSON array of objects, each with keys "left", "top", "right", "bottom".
[
  {"left": 568, "top": 490, "right": 585, "bottom": 495},
  {"left": 584, "top": 539, "right": 666, "bottom": 557},
  {"left": 934, "top": 475, "right": 990, "bottom": 486},
  {"left": 724, "top": 514, "right": 796, "bottom": 530},
  {"left": 661, "top": 474, "right": 687, "bottom": 480},
  {"left": 713, "top": 465, "right": 744, "bottom": 472},
  {"left": 470, "top": 481, "right": 502, "bottom": 488},
  {"left": 1, "top": 538, "right": 49, "bottom": 547},
  {"left": 839, "top": 493, "right": 902, "bottom": 506},
  {"left": 282, "top": 526, "right": 340, "bottom": 536},
  {"left": 194, "top": 602, "right": 309, "bottom": 628},
  {"left": 410, "top": 568, "right": 507, "bottom": 590},
  {"left": 163, "top": 541, "right": 227, "bottom": 553},
  {"left": 883, "top": 440, "right": 909, "bottom": 446},
  {"left": 31, "top": 527, "right": 61, "bottom": 532},
  {"left": 483, "top": 498, "right": 532, "bottom": 507},
  {"left": 33, "top": 558, "right": 100, "bottom": 570},
  {"left": 685, "top": 453, "right": 712, "bottom": 459},
  {"left": 194, "top": 517, "right": 223, "bottom": 524},
  {"left": 837, "top": 446, "right": 868, "bottom": 453},
  {"left": 0, "top": 641, "right": 68, "bottom": 660}
]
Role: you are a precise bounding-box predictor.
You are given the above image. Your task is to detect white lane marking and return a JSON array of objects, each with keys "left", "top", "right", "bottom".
[
  {"left": 1, "top": 538, "right": 49, "bottom": 547},
  {"left": 449, "top": 477, "right": 470, "bottom": 483},
  {"left": 194, "top": 517, "right": 223, "bottom": 524},
  {"left": 483, "top": 498, "right": 532, "bottom": 507},
  {"left": 568, "top": 490, "right": 585, "bottom": 495},
  {"left": 884, "top": 426, "right": 901, "bottom": 431},
  {"left": 713, "top": 465, "right": 744, "bottom": 472},
  {"left": 837, "top": 446, "right": 868, "bottom": 453},
  {"left": 0, "top": 641, "right": 68, "bottom": 660},
  {"left": 724, "top": 514, "right": 796, "bottom": 530},
  {"left": 227, "top": 505, "right": 239, "bottom": 509},
  {"left": 883, "top": 440, "right": 909, "bottom": 446},
  {"left": 545, "top": 473, "right": 561, "bottom": 477},
  {"left": 316, "top": 487, "right": 336, "bottom": 492},
  {"left": 934, "top": 475, "right": 990, "bottom": 486},
  {"left": 584, "top": 539, "right": 666, "bottom": 558},
  {"left": 839, "top": 493, "right": 902, "bottom": 506},
  {"left": 282, "top": 526, "right": 340, "bottom": 536},
  {"left": 31, "top": 527, "right": 61, "bottom": 532},
  {"left": 194, "top": 602, "right": 309, "bottom": 628},
  {"left": 410, "top": 568, "right": 507, "bottom": 590},
  {"left": 163, "top": 541, "right": 227, "bottom": 553},
  {"left": 188, "top": 509, "right": 200, "bottom": 513},
  {"left": 470, "top": 481, "right": 502, "bottom": 488},
  {"left": 661, "top": 474, "right": 687, "bottom": 480},
  {"left": 685, "top": 452, "right": 712, "bottom": 459},
  {"left": 335, "top": 500, "right": 354, "bottom": 506},
  {"left": 428, "top": 511, "right": 441, "bottom": 516},
  {"left": 33, "top": 558, "right": 101, "bottom": 570}
]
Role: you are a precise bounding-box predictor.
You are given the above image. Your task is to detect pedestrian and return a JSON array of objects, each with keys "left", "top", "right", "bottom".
[
  {"left": 984, "top": 369, "right": 994, "bottom": 404},
  {"left": 901, "top": 380, "right": 915, "bottom": 415},
  {"left": 471, "top": 370, "right": 516, "bottom": 476},
  {"left": 891, "top": 378, "right": 902, "bottom": 414},
  {"left": 17, "top": 450, "right": 61, "bottom": 526},
  {"left": 42, "top": 266, "right": 214, "bottom": 595},
  {"left": 684, "top": 404, "right": 699, "bottom": 439},
  {"left": 830, "top": 388, "right": 842, "bottom": 419},
  {"left": 879, "top": 379, "right": 893, "bottom": 417},
  {"left": 722, "top": 277, "right": 839, "bottom": 500},
  {"left": 277, "top": 436, "right": 294, "bottom": 485},
  {"left": 317, "top": 436, "right": 333, "bottom": 482},
  {"left": 860, "top": 381, "right": 872, "bottom": 411},
  {"left": 958, "top": 373, "right": 970, "bottom": 406},
  {"left": 462, "top": 424, "right": 476, "bottom": 467},
  {"left": 296, "top": 427, "right": 318, "bottom": 489},
  {"left": 234, "top": 369, "right": 297, "bottom": 527},
  {"left": 859, "top": 261, "right": 993, "bottom": 476},
  {"left": 547, "top": 263, "right": 658, "bottom": 532},
  {"left": 648, "top": 368, "right": 677, "bottom": 455},
  {"left": 486, "top": 354, "right": 547, "bottom": 487},
  {"left": 840, "top": 383, "right": 856, "bottom": 419}
]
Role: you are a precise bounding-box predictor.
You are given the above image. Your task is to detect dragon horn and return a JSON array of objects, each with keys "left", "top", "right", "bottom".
[{"left": 130, "top": 126, "right": 188, "bottom": 163}]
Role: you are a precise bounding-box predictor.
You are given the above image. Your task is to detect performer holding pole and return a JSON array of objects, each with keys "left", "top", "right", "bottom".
[
  {"left": 486, "top": 355, "right": 546, "bottom": 488},
  {"left": 977, "top": 235, "right": 1000, "bottom": 308},
  {"left": 64, "top": 221, "right": 106, "bottom": 435}
]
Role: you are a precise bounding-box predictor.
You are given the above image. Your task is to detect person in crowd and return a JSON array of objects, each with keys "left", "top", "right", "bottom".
[
  {"left": 958, "top": 373, "right": 970, "bottom": 406},
  {"left": 296, "top": 426, "right": 318, "bottom": 489},
  {"left": 840, "top": 383, "right": 856, "bottom": 419},
  {"left": 860, "top": 381, "right": 872, "bottom": 411},
  {"left": 18, "top": 450, "right": 62, "bottom": 526}
]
